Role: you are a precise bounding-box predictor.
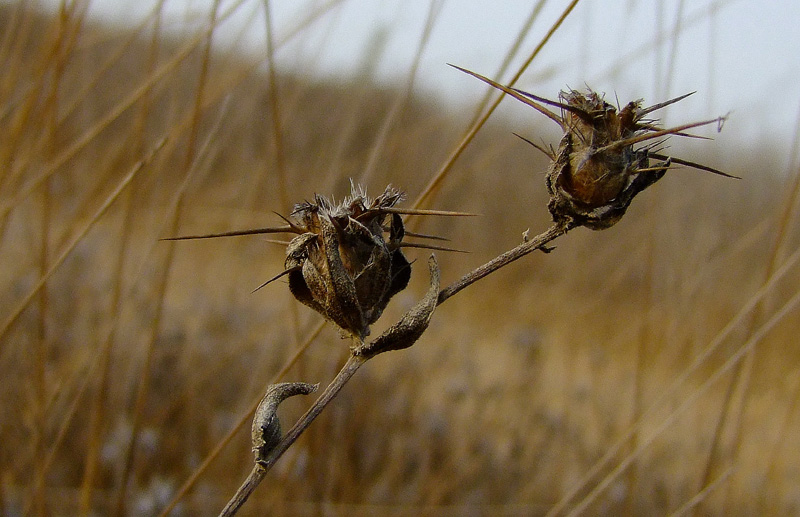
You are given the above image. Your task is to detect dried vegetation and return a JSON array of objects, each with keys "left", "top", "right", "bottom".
[{"left": 1, "top": 2, "right": 799, "bottom": 516}]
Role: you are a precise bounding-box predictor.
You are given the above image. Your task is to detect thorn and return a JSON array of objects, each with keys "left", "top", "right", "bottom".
[
  {"left": 399, "top": 242, "right": 468, "bottom": 253},
  {"left": 648, "top": 153, "right": 740, "bottom": 179},
  {"left": 402, "top": 230, "right": 450, "bottom": 242},
  {"left": 637, "top": 122, "right": 711, "bottom": 140},
  {"left": 379, "top": 207, "right": 479, "bottom": 217},
  {"left": 513, "top": 88, "right": 595, "bottom": 125},
  {"left": 513, "top": 133, "right": 556, "bottom": 160},
  {"left": 161, "top": 225, "right": 299, "bottom": 241},
  {"left": 447, "top": 63, "right": 564, "bottom": 128},
  {"left": 595, "top": 116, "right": 727, "bottom": 155},
  {"left": 272, "top": 211, "right": 305, "bottom": 233},
  {"left": 252, "top": 267, "right": 301, "bottom": 293},
  {"left": 639, "top": 91, "right": 695, "bottom": 115},
  {"left": 632, "top": 165, "right": 671, "bottom": 174},
  {"left": 263, "top": 238, "right": 292, "bottom": 246}
]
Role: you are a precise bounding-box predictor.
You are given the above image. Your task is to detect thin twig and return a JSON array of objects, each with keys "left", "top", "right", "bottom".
[
  {"left": 438, "top": 220, "right": 575, "bottom": 304},
  {"left": 219, "top": 354, "right": 366, "bottom": 516}
]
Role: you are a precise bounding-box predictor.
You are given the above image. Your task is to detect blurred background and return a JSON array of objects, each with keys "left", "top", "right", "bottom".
[{"left": 1, "top": 0, "right": 799, "bottom": 515}]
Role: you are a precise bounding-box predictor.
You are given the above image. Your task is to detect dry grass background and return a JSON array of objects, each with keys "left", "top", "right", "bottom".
[{"left": 1, "top": 1, "right": 799, "bottom": 515}]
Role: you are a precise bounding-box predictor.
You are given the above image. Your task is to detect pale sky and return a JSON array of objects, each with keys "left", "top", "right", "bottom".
[{"left": 35, "top": 0, "right": 800, "bottom": 169}]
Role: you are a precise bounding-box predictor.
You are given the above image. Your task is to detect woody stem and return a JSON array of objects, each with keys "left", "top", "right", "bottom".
[
  {"left": 437, "top": 219, "right": 575, "bottom": 304},
  {"left": 221, "top": 221, "right": 573, "bottom": 516},
  {"left": 219, "top": 353, "right": 366, "bottom": 516}
]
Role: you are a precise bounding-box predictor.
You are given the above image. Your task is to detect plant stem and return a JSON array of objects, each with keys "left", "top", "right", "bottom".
[
  {"left": 219, "top": 353, "right": 366, "bottom": 516},
  {"left": 219, "top": 220, "right": 573, "bottom": 515},
  {"left": 438, "top": 219, "right": 575, "bottom": 304}
]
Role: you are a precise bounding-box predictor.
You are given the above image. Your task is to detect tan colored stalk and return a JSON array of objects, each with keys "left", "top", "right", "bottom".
[
  {"left": 699, "top": 103, "right": 800, "bottom": 515},
  {"left": 549, "top": 244, "right": 800, "bottom": 515},
  {"left": 113, "top": 4, "right": 221, "bottom": 512},
  {"left": 80, "top": 4, "right": 166, "bottom": 510},
  {"left": 409, "top": 0, "right": 582, "bottom": 216},
  {"left": 565, "top": 289, "right": 800, "bottom": 516},
  {"left": 359, "top": 0, "right": 444, "bottom": 185}
]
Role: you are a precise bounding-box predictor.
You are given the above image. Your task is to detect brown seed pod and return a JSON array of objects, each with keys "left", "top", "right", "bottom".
[
  {"left": 284, "top": 185, "right": 412, "bottom": 340},
  {"left": 164, "top": 183, "right": 471, "bottom": 342},
  {"left": 544, "top": 90, "right": 667, "bottom": 229},
  {"left": 451, "top": 65, "right": 736, "bottom": 230}
]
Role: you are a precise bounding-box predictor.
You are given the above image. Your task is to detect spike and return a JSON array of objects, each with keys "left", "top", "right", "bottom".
[
  {"left": 637, "top": 122, "right": 711, "bottom": 140},
  {"left": 639, "top": 91, "right": 695, "bottom": 116},
  {"left": 272, "top": 211, "right": 305, "bottom": 233},
  {"left": 648, "top": 153, "right": 740, "bottom": 179},
  {"left": 595, "top": 117, "right": 727, "bottom": 155},
  {"left": 513, "top": 132, "right": 556, "bottom": 160},
  {"left": 378, "top": 207, "right": 478, "bottom": 217},
  {"left": 252, "top": 266, "right": 301, "bottom": 293},
  {"left": 402, "top": 230, "right": 450, "bottom": 242},
  {"left": 448, "top": 64, "right": 564, "bottom": 127},
  {"left": 161, "top": 225, "right": 299, "bottom": 241},
  {"left": 264, "top": 238, "right": 292, "bottom": 246},
  {"left": 513, "top": 88, "right": 597, "bottom": 126},
  {"left": 399, "top": 242, "right": 468, "bottom": 253}
]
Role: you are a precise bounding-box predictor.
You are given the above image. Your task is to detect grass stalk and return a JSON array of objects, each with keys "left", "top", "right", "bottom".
[
  {"left": 410, "top": 0, "right": 582, "bottom": 216},
  {"left": 565, "top": 288, "right": 800, "bottom": 516},
  {"left": 465, "top": 0, "right": 547, "bottom": 129},
  {"left": 358, "top": 0, "right": 444, "bottom": 185},
  {"left": 548, "top": 243, "right": 800, "bottom": 515},
  {"left": 668, "top": 466, "right": 734, "bottom": 517},
  {"left": 79, "top": 6, "right": 165, "bottom": 511},
  {"left": 0, "top": 140, "right": 167, "bottom": 357},
  {"left": 0, "top": 0, "right": 253, "bottom": 223},
  {"left": 696, "top": 101, "right": 800, "bottom": 513},
  {"left": 113, "top": 4, "right": 220, "bottom": 511}
]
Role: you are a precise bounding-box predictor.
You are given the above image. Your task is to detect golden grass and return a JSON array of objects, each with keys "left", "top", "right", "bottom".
[{"left": 1, "top": 2, "right": 799, "bottom": 515}]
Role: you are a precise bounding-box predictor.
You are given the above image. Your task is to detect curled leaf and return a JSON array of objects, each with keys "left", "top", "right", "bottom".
[
  {"left": 355, "top": 255, "right": 440, "bottom": 358},
  {"left": 252, "top": 382, "right": 319, "bottom": 463}
]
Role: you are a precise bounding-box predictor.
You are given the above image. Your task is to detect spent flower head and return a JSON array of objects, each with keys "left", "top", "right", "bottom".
[
  {"left": 451, "top": 65, "right": 736, "bottom": 230},
  {"left": 166, "top": 182, "right": 469, "bottom": 343},
  {"left": 283, "top": 184, "right": 412, "bottom": 340}
]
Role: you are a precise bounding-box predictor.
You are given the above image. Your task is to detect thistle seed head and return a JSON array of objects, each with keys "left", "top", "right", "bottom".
[
  {"left": 545, "top": 90, "right": 663, "bottom": 230},
  {"left": 285, "top": 184, "right": 412, "bottom": 341},
  {"left": 166, "top": 181, "right": 469, "bottom": 343},
  {"left": 450, "top": 65, "right": 734, "bottom": 231}
]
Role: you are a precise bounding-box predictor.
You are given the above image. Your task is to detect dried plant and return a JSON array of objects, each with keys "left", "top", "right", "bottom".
[
  {"left": 167, "top": 183, "right": 466, "bottom": 344},
  {"left": 450, "top": 65, "right": 737, "bottom": 230},
  {"left": 166, "top": 68, "right": 734, "bottom": 515}
]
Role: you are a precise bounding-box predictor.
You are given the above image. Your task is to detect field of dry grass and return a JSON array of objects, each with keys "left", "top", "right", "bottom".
[{"left": 1, "top": 1, "right": 799, "bottom": 515}]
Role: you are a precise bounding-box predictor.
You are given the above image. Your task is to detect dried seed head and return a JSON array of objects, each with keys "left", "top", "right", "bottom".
[
  {"left": 450, "top": 65, "right": 734, "bottom": 231},
  {"left": 165, "top": 182, "right": 468, "bottom": 343},
  {"left": 285, "top": 184, "right": 412, "bottom": 341},
  {"left": 545, "top": 90, "right": 664, "bottom": 230}
]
